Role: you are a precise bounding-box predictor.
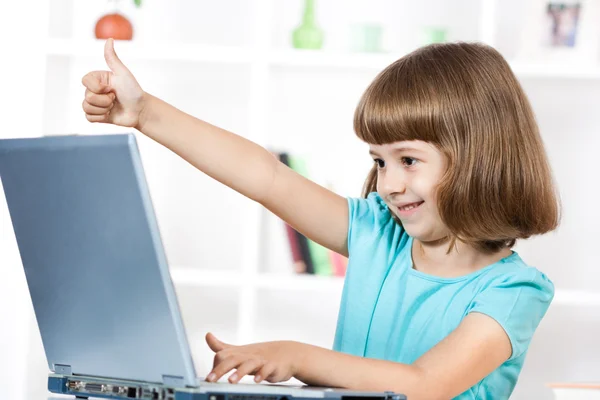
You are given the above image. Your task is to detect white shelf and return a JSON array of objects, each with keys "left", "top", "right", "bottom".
[
  {"left": 269, "top": 52, "right": 600, "bottom": 79},
  {"left": 44, "top": 38, "right": 253, "bottom": 65},
  {"left": 170, "top": 268, "right": 243, "bottom": 288},
  {"left": 170, "top": 268, "right": 600, "bottom": 306},
  {"left": 170, "top": 268, "right": 344, "bottom": 292},
  {"left": 44, "top": 38, "right": 600, "bottom": 79},
  {"left": 510, "top": 62, "right": 600, "bottom": 80},
  {"left": 553, "top": 289, "right": 600, "bottom": 307},
  {"left": 267, "top": 49, "right": 401, "bottom": 70},
  {"left": 171, "top": 268, "right": 600, "bottom": 308},
  {"left": 257, "top": 272, "right": 344, "bottom": 292}
]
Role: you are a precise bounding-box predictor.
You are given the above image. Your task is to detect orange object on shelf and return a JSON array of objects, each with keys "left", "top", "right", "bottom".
[{"left": 95, "top": 13, "right": 133, "bottom": 40}]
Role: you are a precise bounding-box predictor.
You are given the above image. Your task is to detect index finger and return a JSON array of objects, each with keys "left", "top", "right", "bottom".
[{"left": 81, "top": 71, "right": 111, "bottom": 94}]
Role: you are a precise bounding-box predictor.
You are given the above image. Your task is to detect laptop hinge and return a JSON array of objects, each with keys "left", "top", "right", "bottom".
[
  {"left": 162, "top": 375, "right": 185, "bottom": 386},
  {"left": 54, "top": 364, "right": 72, "bottom": 375}
]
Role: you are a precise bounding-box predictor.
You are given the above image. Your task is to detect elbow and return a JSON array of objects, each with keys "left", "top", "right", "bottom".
[
  {"left": 392, "top": 367, "right": 449, "bottom": 400},
  {"left": 254, "top": 152, "right": 283, "bottom": 205},
  {"left": 250, "top": 150, "right": 281, "bottom": 205}
]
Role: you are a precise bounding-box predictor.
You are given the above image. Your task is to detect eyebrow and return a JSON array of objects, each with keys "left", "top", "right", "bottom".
[{"left": 369, "top": 147, "right": 426, "bottom": 156}]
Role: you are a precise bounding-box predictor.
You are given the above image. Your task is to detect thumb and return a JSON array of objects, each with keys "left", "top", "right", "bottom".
[
  {"left": 205, "top": 332, "right": 232, "bottom": 352},
  {"left": 104, "top": 38, "right": 130, "bottom": 75}
]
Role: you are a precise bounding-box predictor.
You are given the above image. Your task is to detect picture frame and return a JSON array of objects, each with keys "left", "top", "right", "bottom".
[{"left": 516, "top": 0, "right": 600, "bottom": 64}]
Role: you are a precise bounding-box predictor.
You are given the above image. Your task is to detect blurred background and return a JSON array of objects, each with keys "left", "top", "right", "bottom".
[{"left": 1, "top": 0, "right": 599, "bottom": 399}]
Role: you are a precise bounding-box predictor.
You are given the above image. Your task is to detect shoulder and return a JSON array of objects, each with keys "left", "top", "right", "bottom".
[
  {"left": 477, "top": 255, "right": 554, "bottom": 298},
  {"left": 346, "top": 192, "right": 405, "bottom": 251},
  {"left": 347, "top": 192, "right": 391, "bottom": 226},
  {"left": 469, "top": 254, "right": 554, "bottom": 361}
]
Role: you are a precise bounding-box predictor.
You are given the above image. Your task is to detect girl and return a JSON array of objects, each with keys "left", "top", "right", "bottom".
[{"left": 82, "top": 39, "right": 560, "bottom": 399}]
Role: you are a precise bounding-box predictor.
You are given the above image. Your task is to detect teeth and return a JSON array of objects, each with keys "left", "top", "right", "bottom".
[{"left": 400, "top": 202, "right": 420, "bottom": 211}]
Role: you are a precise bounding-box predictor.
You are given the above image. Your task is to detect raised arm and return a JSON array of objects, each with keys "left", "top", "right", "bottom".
[{"left": 81, "top": 39, "right": 349, "bottom": 256}]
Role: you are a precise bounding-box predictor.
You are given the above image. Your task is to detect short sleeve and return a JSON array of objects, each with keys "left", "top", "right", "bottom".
[
  {"left": 347, "top": 192, "right": 396, "bottom": 253},
  {"left": 468, "top": 267, "right": 554, "bottom": 361}
]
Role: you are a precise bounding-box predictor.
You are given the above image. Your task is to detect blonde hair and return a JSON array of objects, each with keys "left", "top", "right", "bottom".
[{"left": 354, "top": 42, "right": 560, "bottom": 253}]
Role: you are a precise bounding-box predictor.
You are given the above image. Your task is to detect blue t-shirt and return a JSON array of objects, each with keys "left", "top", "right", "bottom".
[{"left": 333, "top": 193, "right": 554, "bottom": 399}]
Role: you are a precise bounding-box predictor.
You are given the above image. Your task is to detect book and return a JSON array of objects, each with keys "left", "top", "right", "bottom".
[
  {"left": 285, "top": 153, "right": 334, "bottom": 276},
  {"left": 329, "top": 250, "right": 349, "bottom": 277},
  {"left": 277, "top": 152, "right": 314, "bottom": 274},
  {"left": 277, "top": 151, "right": 338, "bottom": 276},
  {"left": 547, "top": 383, "right": 600, "bottom": 400},
  {"left": 283, "top": 222, "right": 307, "bottom": 274}
]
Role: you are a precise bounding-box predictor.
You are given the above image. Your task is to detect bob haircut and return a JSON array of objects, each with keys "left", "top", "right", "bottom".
[{"left": 354, "top": 42, "right": 560, "bottom": 253}]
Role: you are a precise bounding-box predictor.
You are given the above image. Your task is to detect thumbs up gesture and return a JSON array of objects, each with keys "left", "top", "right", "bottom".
[{"left": 81, "top": 38, "right": 146, "bottom": 128}]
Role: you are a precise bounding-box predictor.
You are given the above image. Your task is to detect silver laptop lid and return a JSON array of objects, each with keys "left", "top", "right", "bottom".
[{"left": 0, "top": 133, "right": 197, "bottom": 387}]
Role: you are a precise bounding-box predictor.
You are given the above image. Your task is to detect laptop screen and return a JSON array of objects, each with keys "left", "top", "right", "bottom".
[{"left": 0, "top": 134, "right": 197, "bottom": 387}]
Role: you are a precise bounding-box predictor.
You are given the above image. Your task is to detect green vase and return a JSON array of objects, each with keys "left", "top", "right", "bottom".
[{"left": 292, "top": 0, "right": 324, "bottom": 50}]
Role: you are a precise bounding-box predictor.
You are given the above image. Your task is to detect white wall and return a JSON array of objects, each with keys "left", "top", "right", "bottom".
[
  {"left": 0, "top": 0, "right": 49, "bottom": 398},
  {"left": 2, "top": 1, "right": 599, "bottom": 400}
]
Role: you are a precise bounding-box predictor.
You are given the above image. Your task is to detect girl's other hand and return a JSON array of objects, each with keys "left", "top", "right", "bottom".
[
  {"left": 205, "top": 332, "right": 302, "bottom": 384},
  {"left": 81, "top": 38, "right": 146, "bottom": 129}
]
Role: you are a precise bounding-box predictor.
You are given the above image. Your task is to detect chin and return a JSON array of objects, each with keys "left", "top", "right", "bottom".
[
  {"left": 403, "top": 225, "right": 448, "bottom": 244},
  {"left": 402, "top": 226, "right": 428, "bottom": 240}
]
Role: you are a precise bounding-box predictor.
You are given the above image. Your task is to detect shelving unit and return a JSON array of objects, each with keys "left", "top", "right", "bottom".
[
  {"left": 44, "top": 37, "right": 600, "bottom": 78},
  {"left": 44, "top": 38, "right": 254, "bottom": 64},
  {"left": 1, "top": 1, "right": 596, "bottom": 400},
  {"left": 170, "top": 267, "right": 600, "bottom": 306},
  {"left": 171, "top": 268, "right": 345, "bottom": 292}
]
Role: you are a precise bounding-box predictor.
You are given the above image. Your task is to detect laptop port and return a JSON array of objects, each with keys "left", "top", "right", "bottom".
[
  {"left": 67, "top": 380, "right": 83, "bottom": 391},
  {"left": 127, "top": 387, "right": 138, "bottom": 398},
  {"left": 84, "top": 383, "right": 103, "bottom": 393},
  {"left": 341, "top": 397, "right": 384, "bottom": 400}
]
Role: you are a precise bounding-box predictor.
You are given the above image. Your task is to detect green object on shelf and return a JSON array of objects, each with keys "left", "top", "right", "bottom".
[
  {"left": 133, "top": 0, "right": 141, "bottom": 7},
  {"left": 350, "top": 24, "right": 384, "bottom": 53},
  {"left": 422, "top": 27, "right": 447, "bottom": 44},
  {"left": 292, "top": 0, "right": 324, "bottom": 50}
]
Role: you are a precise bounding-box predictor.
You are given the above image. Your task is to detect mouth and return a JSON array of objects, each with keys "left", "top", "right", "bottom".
[{"left": 396, "top": 201, "right": 424, "bottom": 216}]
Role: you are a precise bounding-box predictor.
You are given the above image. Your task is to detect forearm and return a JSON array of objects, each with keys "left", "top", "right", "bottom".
[
  {"left": 136, "top": 93, "right": 278, "bottom": 203},
  {"left": 294, "top": 344, "right": 431, "bottom": 399}
]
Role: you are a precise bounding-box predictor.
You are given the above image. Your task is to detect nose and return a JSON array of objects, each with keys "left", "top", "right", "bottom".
[{"left": 377, "top": 169, "right": 406, "bottom": 198}]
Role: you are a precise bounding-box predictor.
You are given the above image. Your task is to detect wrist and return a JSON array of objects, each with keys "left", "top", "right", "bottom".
[
  {"left": 135, "top": 91, "right": 153, "bottom": 133},
  {"left": 289, "top": 341, "right": 308, "bottom": 376}
]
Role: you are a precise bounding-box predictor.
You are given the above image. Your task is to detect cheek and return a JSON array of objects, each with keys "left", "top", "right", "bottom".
[
  {"left": 414, "top": 169, "right": 444, "bottom": 197},
  {"left": 410, "top": 177, "right": 436, "bottom": 200},
  {"left": 376, "top": 180, "right": 383, "bottom": 195}
]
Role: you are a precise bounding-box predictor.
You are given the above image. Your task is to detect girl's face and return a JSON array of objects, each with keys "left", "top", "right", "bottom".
[{"left": 369, "top": 140, "right": 449, "bottom": 242}]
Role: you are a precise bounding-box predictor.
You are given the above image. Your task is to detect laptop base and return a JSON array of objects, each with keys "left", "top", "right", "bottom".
[{"left": 48, "top": 374, "right": 406, "bottom": 400}]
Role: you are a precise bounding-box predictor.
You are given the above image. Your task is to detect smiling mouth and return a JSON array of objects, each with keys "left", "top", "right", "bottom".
[{"left": 397, "top": 201, "right": 424, "bottom": 211}]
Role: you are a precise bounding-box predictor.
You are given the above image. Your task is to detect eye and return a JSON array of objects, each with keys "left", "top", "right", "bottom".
[
  {"left": 401, "top": 157, "right": 418, "bottom": 167},
  {"left": 373, "top": 158, "right": 386, "bottom": 169}
]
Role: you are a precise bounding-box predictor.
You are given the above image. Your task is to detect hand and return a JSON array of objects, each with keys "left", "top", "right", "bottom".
[
  {"left": 81, "top": 38, "right": 146, "bottom": 128},
  {"left": 205, "top": 332, "right": 303, "bottom": 384}
]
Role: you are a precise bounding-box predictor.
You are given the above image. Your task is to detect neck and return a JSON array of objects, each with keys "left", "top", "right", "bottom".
[{"left": 411, "top": 237, "right": 513, "bottom": 278}]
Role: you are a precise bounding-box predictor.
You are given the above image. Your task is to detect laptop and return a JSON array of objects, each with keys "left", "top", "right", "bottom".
[{"left": 0, "top": 133, "right": 406, "bottom": 400}]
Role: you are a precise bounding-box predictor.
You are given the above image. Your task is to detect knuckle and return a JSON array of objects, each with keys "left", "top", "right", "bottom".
[
  {"left": 82, "top": 102, "right": 93, "bottom": 114},
  {"left": 215, "top": 351, "right": 228, "bottom": 363}
]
